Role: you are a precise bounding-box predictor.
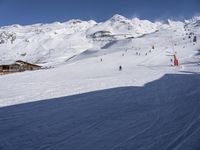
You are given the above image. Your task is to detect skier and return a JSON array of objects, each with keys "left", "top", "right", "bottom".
[
  {"left": 170, "top": 58, "right": 173, "bottom": 66},
  {"left": 100, "top": 58, "right": 103, "bottom": 62},
  {"left": 193, "top": 36, "right": 197, "bottom": 43},
  {"left": 119, "top": 65, "right": 122, "bottom": 71}
]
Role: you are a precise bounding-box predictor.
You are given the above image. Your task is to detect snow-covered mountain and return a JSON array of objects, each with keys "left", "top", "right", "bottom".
[
  {"left": 0, "top": 19, "right": 96, "bottom": 65},
  {"left": 0, "top": 15, "right": 200, "bottom": 149},
  {"left": 0, "top": 14, "right": 200, "bottom": 106},
  {"left": 2, "top": 14, "right": 199, "bottom": 66}
]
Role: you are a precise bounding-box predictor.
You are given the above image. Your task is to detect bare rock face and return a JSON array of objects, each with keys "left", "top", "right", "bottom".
[{"left": 0, "top": 31, "right": 16, "bottom": 44}]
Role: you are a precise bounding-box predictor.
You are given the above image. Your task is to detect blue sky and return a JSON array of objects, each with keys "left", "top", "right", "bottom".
[{"left": 0, "top": 0, "right": 200, "bottom": 26}]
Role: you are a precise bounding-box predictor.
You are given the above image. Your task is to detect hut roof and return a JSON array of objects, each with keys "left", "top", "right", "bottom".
[
  {"left": 15, "top": 60, "right": 41, "bottom": 67},
  {"left": 0, "top": 60, "right": 41, "bottom": 68}
]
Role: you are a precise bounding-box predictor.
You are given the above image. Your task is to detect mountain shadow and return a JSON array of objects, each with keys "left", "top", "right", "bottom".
[{"left": 0, "top": 74, "right": 200, "bottom": 150}]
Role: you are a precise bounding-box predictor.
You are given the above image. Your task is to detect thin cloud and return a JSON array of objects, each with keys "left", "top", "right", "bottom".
[{"left": 130, "top": 13, "right": 141, "bottom": 19}]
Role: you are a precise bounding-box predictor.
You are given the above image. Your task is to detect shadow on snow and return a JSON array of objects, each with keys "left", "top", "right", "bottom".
[{"left": 0, "top": 74, "right": 200, "bottom": 150}]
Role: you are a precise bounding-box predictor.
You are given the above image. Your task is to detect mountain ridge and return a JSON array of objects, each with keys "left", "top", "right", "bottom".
[{"left": 0, "top": 14, "right": 199, "bottom": 66}]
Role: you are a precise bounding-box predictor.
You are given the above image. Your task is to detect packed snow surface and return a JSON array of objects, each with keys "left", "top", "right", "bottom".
[
  {"left": 0, "top": 74, "right": 200, "bottom": 150},
  {"left": 0, "top": 15, "right": 200, "bottom": 150}
]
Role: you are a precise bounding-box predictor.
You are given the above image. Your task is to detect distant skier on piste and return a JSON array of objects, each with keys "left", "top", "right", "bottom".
[
  {"left": 193, "top": 36, "right": 197, "bottom": 43},
  {"left": 119, "top": 66, "right": 122, "bottom": 71}
]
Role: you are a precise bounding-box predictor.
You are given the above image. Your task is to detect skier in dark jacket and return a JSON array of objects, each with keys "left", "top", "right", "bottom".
[
  {"left": 193, "top": 36, "right": 197, "bottom": 43},
  {"left": 119, "top": 66, "right": 122, "bottom": 71}
]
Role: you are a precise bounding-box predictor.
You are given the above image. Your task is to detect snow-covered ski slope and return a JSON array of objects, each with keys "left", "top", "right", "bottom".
[
  {"left": 0, "top": 15, "right": 200, "bottom": 107},
  {"left": 0, "top": 15, "right": 200, "bottom": 150},
  {"left": 0, "top": 74, "right": 200, "bottom": 150}
]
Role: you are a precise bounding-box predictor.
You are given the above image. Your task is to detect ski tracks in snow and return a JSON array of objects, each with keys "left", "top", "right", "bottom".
[
  {"left": 109, "top": 85, "right": 162, "bottom": 150},
  {"left": 165, "top": 103, "right": 200, "bottom": 150},
  {"left": 109, "top": 113, "right": 160, "bottom": 150}
]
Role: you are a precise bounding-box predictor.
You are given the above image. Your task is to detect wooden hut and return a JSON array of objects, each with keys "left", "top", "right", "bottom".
[
  {"left": 15, "top": 60, "right": 42, "bottom": 71},
  {"left": 0, "top": 60, "right": 42, "bottom": 75}
]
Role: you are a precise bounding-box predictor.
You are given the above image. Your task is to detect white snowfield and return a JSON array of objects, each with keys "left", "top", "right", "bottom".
[
  {"left": 0, "top": 15, "right": 200, "bottom": 150},
  {"left": 0, "top": 15, "right": 199, "bottom": 107}
]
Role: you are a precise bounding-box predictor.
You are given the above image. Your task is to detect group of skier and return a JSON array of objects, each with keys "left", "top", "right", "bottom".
[
  {"left": 99, "top": 31, "right": 198, "bottom": 70},
  {"left": 99, "top": 45, "right": 156, "bottom": 71},
  {"left": 100, "top": 58, "right": 123, "bottom": 71}
]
